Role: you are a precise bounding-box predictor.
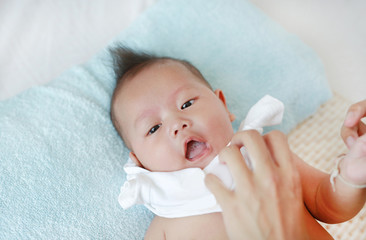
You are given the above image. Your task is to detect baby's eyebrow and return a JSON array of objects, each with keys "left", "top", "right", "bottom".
[
  {"left": 133, "top": 86, "right": 195, "bottom": 128},
  {"left": 168, "top": 85, "right": 194, "bottom": 102},
  {"left": 134, "top": 109, "right": 157, "bottom": 128}
]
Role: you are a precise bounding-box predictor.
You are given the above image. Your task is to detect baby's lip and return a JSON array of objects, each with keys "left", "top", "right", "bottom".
[{"left": 184, "top": 137, "right": 211, "bottom": 162}]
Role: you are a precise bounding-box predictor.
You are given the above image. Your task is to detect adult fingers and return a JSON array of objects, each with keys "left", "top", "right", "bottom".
[
  {"left": 204, "top": 173, "right": 233, "bottom": 208},
  {"left": 263, "top": 130, "right": 293, "bottom": 173},
  {"left": 218, "top": 143, "right": 252, "bottom": 190},
  {"left": 230, "top": 130, "right": 274, "bottom": 177},
  {"left": 263, "top": 131, "right": 303, "bottom": 197}
]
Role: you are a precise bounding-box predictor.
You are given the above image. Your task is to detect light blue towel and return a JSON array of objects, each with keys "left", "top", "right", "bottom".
[{"left": 0, "top": 0, "right": 331, "bottom": 239}]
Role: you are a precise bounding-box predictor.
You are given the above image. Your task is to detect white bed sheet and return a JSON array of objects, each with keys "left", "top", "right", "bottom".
[
  {"left": 250, "top": 0, "right": 366, "bottom": 102},
  {"left": 0, "top": 0, "right": 156, "bottom": 101},
  {"left": 1, "top": 0, "right": 365, "bottom": 102}
]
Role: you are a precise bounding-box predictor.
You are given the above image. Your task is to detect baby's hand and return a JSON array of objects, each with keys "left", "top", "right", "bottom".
[
  {"left": 341, "top": 99, "right": 366, "bottom": 148},
  {"left": 341, "top": 134, "right": 366, "bottom": 186}
]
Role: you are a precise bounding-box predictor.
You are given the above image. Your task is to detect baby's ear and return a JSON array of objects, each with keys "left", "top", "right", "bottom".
[
  {"left": 214, "top": 89, "right": 236, "bottom": 122},
  {"left": 129, "top": 152, "right": 143, "bottom": 167}
]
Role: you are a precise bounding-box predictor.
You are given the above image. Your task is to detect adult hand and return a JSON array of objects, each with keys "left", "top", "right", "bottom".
[
  {"left": 205, "top": 130, "right": 309, "bottom": 240},
  {"left": 341, "top": 99, "right": 366, "bottom": 148}
]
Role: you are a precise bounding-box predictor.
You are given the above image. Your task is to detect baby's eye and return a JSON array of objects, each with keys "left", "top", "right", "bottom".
[
  {"left": 181, "top": 99, "right": 195, "bottom": 110},
  {"left": 148, "top": 124, "right": 161, "bottom": 135}
]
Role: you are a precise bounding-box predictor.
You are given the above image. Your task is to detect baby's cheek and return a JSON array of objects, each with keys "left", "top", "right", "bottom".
[
  {"left": 209, "top": 118, "right": 233, "bottom": 146},
  {"left": 147, "top": 145, "right": 181, "bottom": 171}
]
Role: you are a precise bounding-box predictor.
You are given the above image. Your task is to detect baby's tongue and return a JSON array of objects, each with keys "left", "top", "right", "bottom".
[{"left": 186, "top": 141, "right": 206, "bottom": 160}]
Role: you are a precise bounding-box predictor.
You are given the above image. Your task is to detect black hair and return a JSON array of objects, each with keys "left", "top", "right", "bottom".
[{"left": 109, "top": 44, "right": 212, "bottom": 145}]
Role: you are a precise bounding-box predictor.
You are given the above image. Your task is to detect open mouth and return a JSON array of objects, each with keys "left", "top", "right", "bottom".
[{"left": 185, "top": 140, "right": 209, "bottom": 161}]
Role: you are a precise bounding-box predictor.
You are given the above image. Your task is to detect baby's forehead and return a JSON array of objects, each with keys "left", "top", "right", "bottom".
[
  {"left": 130, "top": 59, "right": 189, "bottom": 78},
  {"left": 116, "top": 60, "right": 182, "bottom": 90},
  {"left": 125, "top": 59, "right": 210, "bottom": 91},
  {"left": 113, "top": 60, "right": 189, "bottom": 101},
  {"left": 120, "top": 60, "right": 196, "bottom": 90}
]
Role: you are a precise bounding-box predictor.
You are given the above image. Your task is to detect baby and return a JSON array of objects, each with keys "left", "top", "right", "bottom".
[{"left": 110, "top": 45, "right": 366, "bottom": 239}]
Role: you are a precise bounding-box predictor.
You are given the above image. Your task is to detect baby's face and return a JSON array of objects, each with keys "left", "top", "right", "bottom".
[{"left": 113, "top": 61, "right": 234, "bottom": 171}]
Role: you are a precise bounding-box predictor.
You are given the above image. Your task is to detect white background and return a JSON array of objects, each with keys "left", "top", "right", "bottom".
[
  {"left": 0, "top": 0, "right": 365, "bottom": 102},
  {"left": 250, "top": 0, "right": 366, "bottom": 102}
]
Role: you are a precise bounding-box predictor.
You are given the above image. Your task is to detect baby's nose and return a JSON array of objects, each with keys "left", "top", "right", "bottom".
[
  {"left": 170, "top": 119, "right": 190, "bottom": 137},
  {"left": 173, "top": 123, "right": 188, "bottom": 135}
]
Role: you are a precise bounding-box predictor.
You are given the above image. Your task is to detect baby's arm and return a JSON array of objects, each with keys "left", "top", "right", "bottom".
[{"left": 296, "top": 135, "right": 366, "bottom": 223}]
